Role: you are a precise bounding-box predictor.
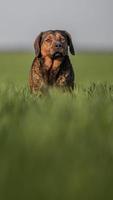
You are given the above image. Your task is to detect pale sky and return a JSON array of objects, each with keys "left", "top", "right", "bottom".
[{"left": 0, "top": 0, "right": 113, "bottom": 51}]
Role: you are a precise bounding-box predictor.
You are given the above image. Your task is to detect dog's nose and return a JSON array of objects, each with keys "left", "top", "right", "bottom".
[{"left": 55, "top": 42, "right": 62, "bottom": 48}]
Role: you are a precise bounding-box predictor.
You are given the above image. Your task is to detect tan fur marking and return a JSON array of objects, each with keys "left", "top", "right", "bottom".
[
  {"left": 52, "top": 58, "right": 62, "bottom": 70},
  {"left": 43, "top": 56, "right": 52, "bottom": 70}
]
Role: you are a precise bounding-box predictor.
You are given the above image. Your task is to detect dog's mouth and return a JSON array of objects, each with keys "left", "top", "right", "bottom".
[{"left": 52, "top": 52, "right": 63, "bottom": 59}]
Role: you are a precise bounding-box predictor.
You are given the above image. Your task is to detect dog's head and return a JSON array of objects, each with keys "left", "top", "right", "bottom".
[{"left": 34, "top": 30, "right": 75, "bottom": 59}]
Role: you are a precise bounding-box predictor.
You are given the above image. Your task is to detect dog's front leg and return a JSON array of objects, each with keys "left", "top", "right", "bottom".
[
  {"left": 56, "top": 69, "right": 75, "bottom": 91},
  {"left": 29, "top": 57, "right": 46, "bottom": 93}
]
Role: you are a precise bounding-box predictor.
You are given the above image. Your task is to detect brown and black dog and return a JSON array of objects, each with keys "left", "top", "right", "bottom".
[{"left": 29, "top": 30, "right": 75, "bottom": 93}]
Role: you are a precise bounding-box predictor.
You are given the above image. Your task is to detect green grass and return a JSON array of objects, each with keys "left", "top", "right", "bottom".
[
  {"left": 0, "top": 52, "right": 113, "bottom": 200},
  {"left": 0, "top": 52, "right": 113, "bottom": 85}
]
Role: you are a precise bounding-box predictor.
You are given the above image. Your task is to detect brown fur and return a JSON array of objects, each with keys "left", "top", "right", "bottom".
[{"left": 29, "top": 30, "right": 75, "bottom": 93}]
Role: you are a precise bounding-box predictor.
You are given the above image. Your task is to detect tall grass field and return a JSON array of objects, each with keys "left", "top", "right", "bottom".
[{"left": 0, "top": 52, "right": 113, "bottom": 200}]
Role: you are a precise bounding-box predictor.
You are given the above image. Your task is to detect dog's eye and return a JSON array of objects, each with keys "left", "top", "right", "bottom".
[
  {"left": 61, "top": 38, "right": 65, "bottom": 43},
  {"left": 45, "top": 38, "right": 51, "bottom": 43}
]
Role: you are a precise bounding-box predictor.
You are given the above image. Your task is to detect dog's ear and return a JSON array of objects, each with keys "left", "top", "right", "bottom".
[
  {"left": 63, "top": 31, "right": 75, "bottom": 55},
  {"left": 34, "top": 32, "right": 43, "bottom": 57}
]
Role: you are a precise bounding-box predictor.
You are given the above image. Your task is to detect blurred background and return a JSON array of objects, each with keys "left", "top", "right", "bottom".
[{"left": 0, "top": 0, "right": 113, "bottom": 52}]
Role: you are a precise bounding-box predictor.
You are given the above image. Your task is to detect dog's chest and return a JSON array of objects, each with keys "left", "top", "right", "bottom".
[{"left": 41, "top": 59, "right": 62, "bottom": 85}]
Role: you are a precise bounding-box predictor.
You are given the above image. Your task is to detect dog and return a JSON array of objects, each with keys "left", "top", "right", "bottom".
[{"left": 29, "top": 30, "right": 75, "bottom": 93}]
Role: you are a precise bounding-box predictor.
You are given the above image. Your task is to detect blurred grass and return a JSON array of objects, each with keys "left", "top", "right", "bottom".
[
  {"left": 0, "top": 52, "right": 34, "bottom": 85},
  {"left": 0, "top": 52, "right": 113, "bottom": 200}
]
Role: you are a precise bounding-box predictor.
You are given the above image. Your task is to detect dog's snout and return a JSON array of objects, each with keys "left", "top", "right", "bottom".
[{"left": 55, "top": 42, "right": 62, "bottom": 48}]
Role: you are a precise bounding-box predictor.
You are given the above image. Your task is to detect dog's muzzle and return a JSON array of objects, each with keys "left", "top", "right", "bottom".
[
  {"left": 52, "top": 52, "right": 63, "bottom": 59},
  {"left": 55, "top": 41, "right": 62, "bottom": 49},
  {"left": 51, "top": 41, "right": 64, "bottom": 59}
]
